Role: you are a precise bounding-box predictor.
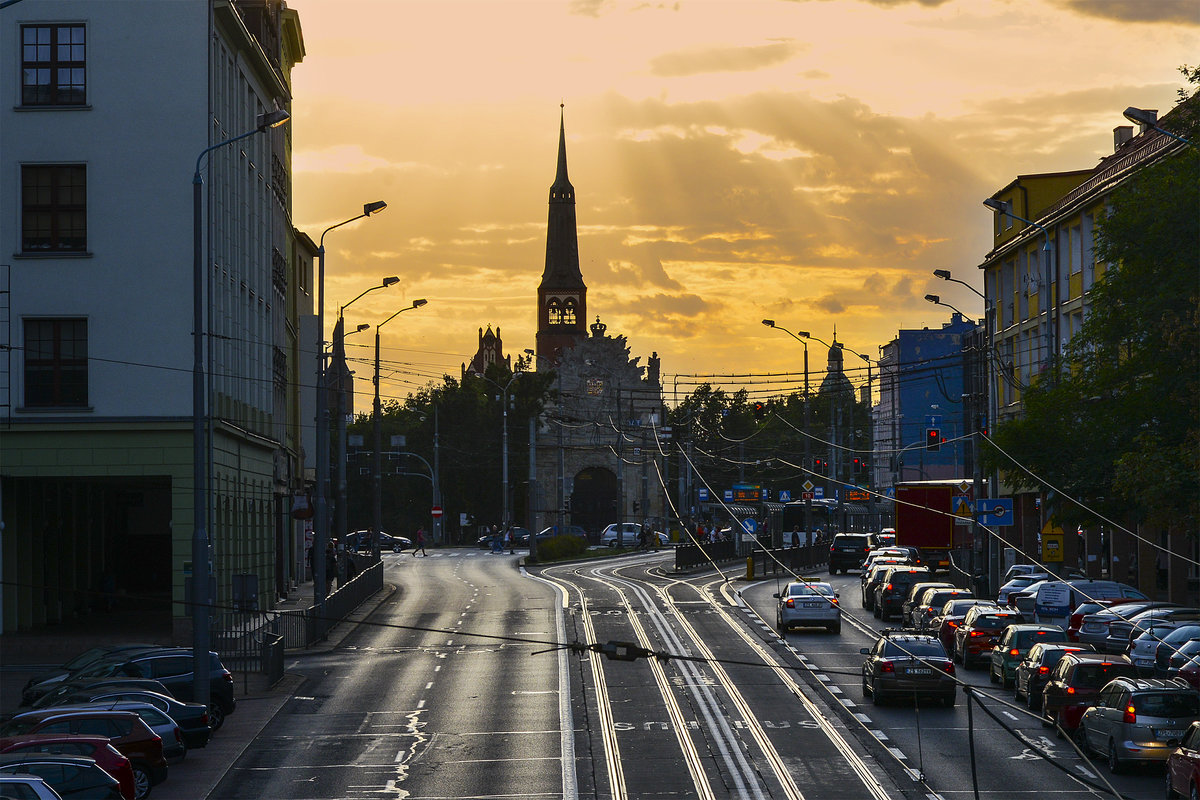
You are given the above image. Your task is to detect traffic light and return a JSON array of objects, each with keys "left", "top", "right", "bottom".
[
  {"left": 852, "top": 457, "right": 863, "bottom": 474},
  {"left": 926, "top": 427, "right": 941, "bottom": 451},
  {"left": 813, "top": 458, "right": 825, "bottom": 472},
  {"left": 752, "top": 401, "right": 766, "bottom": 420}
]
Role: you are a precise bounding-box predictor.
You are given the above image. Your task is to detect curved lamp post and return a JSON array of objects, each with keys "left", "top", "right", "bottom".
[
  {"left": 313, "top": 202, "right": 386, "bottom": 618},
  {"left": 192, "top": 108, "right": 289, "bottom": 711},
  {"left": 373, "top": 299, "right": 428, "bottom": 553},
  {"left": 1123, "top": 107, "right": 1193, "bottom": 146},
  {"left": 761, "top": 320, "right": 813, "bottom": 541}
]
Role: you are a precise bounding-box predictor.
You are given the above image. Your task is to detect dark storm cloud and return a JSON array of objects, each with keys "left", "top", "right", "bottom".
[
  {"left": 649, "top": 41, "right": 806, "bottom": 77},
  {"left": 1053, "top": 0, "right": 1200, "bottom": 25}
]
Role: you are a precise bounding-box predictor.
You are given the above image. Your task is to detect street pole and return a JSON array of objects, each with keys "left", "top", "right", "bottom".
[{"left": 192, "top": 109, "right": 289, "bottom": 712}]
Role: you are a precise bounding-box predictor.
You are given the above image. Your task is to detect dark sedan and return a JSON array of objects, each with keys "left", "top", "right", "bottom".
[
  {"left": 54, "top": 690, "right": 210, "bottom": 750},
  {"left": 1013, "top": 643, "right": 1093, "bottom": 711},
  {"left": 861, "top": 631, "right": 956, "bottom": 706}
]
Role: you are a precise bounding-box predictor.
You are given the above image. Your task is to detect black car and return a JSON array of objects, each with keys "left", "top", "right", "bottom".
[
  {"left": 860, "top": 631, "right": 956, "bottom": 706},
  {"left": 828, "top": 533, "right": 873, "bottom": 574},
  {"left": 69, "top": 649, "right": 235, "bottom": 731},
  {"left": 1014, "top": 643, "right": 1094, "bottom": 711},
  {"left": 20, "top": 644, "right": 162, "bottom": 706},
  {"left": 0, "top": 753, "right": 124, "bottom": 799},
  {"left": 23, "top": 678, "right": 172, "bottom": 711},
  {"left": 873, "top": 566, "right": 932, "bottom": 621}
]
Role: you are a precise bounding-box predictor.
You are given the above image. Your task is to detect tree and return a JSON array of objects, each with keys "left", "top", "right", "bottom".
[{"left": 986, "top": 73, "right": 1198, "bottom": 531}]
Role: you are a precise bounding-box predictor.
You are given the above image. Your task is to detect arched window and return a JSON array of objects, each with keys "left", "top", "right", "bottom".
[
  {"left": 561, "top": 298, "right": 577, "bottom": 326},
  {"left": 547, "top": 298, "right": 564, "bottom": 325}
]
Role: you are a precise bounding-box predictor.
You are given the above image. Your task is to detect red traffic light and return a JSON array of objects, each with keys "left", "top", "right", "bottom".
[{"left": 925, "top": 428, "right": 942, "bottom": 451}]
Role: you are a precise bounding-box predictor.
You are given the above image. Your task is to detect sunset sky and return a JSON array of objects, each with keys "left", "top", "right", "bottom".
[{"left": 285, "top": 0, "right": 1197, "bottom": 407}]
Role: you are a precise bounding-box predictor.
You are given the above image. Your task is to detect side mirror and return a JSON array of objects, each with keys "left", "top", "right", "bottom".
[
  {"left": 859, "top": 648, "right": 870, "bottom": 655},
  {"left": 835, "top": 592, "right": 840, "bottom": 599},
  {"left": 773, "top": 593, "right": 780, "bottom": 598}
]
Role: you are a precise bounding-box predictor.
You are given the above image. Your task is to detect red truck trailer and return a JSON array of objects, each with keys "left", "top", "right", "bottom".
[{"left": 894, "top": 481, "right": 971, "bottom": 572}]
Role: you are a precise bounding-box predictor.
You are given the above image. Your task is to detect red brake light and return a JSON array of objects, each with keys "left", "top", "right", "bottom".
[
  {"left": 1066, "top": 686, "right": 1075, "bottom": 695},
  {"left": 947, "top": 621, "right": 959, "bottom": 628},
  {"left": 1038, "top": 666, "right": 1050, "bottom": 675},
  {"left": 942, "top": 661, "right": 955, "bottom": 674},
  {"left": 785, "top": 598, "right": 795, "bottom": 608},
  {"left": 970, "top": 630, "right": 988, "bottom": 637},
  {"left": 885, "top": 583, "right": 893, "bottom": 591},
  {"left": 1009, "top": 648, "right": 1020, "bottom": 657},
  {"left": 880, "top": 661, "right": 895, "bottom": 673},
  {"left": 1123, "top": 704, "right": 1136, "bottom": 724}
]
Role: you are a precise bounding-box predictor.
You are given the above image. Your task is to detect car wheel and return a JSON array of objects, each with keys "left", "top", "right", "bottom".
[
  {"left": 862, "top": 676, "right": 872, "bottom": 698},
  {"left": 208, "top": 702, "right": 225, "bottom": 732},
  {"left": 873, "top": 604, "right": 881, "bottom": 619},
  {"left": 872, "top": 685, "right": 886, "bottom": 705},
  {"left": 132, "top": 764, "right": 153, "bottom": 800},
  {"left": 777, "top": 618, "right": 787, "bottom": 634},
  {"left": 1108, "top": 739, "right": 1124, "bottom": 774},
  {"left": 943, "top": 693, "right": 956, "bottom": 708},
  {"left": 1189, "top": 779, "right": 1197, "bottom": 800},
  {"left": 1165, "top": 771, "right": 1176, "bottom": 800},
  {"left": 1073, "top": 724, "right": 1090, "bottom": 754},
  {"left": 989, "top": 665, "right": 999, "bottom": 684},
  {"left": 1002, "top": 672, "right": 1013, "bottom": 689}
]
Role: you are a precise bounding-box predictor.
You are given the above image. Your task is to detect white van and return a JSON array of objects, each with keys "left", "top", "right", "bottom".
[{"left": 1026, "top": 579, "right": 1148, "bottom": 628}]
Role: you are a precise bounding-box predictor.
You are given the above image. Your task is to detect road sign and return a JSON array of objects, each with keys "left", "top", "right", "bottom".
[
  {"left": 802, "top": 491, "right": 814, "bottom": 501},
  {"left": 814, "top": 487, "right": 824, "bottom": 499},
  {"left": 778, "top": 490, "right": 792, "bottom": 502},
  {"left": 741, "top": 518, "right": 758, "bottom": 534},
  {"left": 802, "top": 480, "right": 814, "bottom": 492},
  {"left": 926, "top": 414, "right": 942, "bottom": 427},
  {"left": 975, "top": 497, "right": 1013, "bottom": 526},
  {"left": 698, "top": 487, "right": 710, "bottom": 501},
  {"left": 724, "top": 490, "right": 734, "bottom": 502},
  {"left": 431, "top": 506, "right": 443, "bottom": 518},
  {"left": 953, "top": 496, "right": 973, "bottom": 518}
]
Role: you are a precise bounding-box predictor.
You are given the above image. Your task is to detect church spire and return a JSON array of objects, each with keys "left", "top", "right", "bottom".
[{"left": 551, "top": 103, "right": 572, "bottom": 200}]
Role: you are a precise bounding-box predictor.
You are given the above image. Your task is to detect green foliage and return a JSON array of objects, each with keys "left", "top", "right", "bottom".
[
  {"left": 531, "top": 534, "right": 589, "bottom": 562},
  {"left": 985, "top": 76, "right": 1199, "bottom": 532}
]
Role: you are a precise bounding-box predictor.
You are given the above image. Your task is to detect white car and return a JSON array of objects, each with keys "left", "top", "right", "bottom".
[
  {"left": 599, "top": 523, "right": 668, "bottom": 547},
  {"left": 996, "top": 573, "right": 1050, "bottom": 605},
  {"left": 775, "top": 580, "right": 840, "bottom": 633},
  {"left": 0, "top": 775, "right": 64, "bottom": 800}
]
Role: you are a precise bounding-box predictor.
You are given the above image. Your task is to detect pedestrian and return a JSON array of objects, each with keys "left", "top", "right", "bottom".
[
  {"left": 791, "top": 525, "right": 801, "bottom": 548},
  {"left": 491, "top": 524, "right": 502, "bottom": 553},
  {"left": 325, "top": 542, "right": 337, "bottom": 595},
  {"left": 414, "top": 526, "right": 427, "bottom": 556},
  {"left": 505, "top": 525, "right": 515, "bottom": 554}
]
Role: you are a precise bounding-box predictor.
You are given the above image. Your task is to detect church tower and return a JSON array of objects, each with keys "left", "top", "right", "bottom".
[{"left": 535, "top": 106, "right": 588, "bottom": 364}]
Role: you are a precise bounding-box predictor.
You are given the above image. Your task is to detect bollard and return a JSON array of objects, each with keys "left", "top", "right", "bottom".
[{"left": 746, "top": 556, "right": 754, "bottom": 580}]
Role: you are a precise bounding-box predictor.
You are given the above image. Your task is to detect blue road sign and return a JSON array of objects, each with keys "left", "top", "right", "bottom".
[
  {"left": 742, "top": 518, "right": 758, "bottom": 534},
  {"left": 778, "top": 490, "right": 792, "bottom": 502},
  {"left": 724, "top": 489, "right": 734, "bottom": 502},
  {"left": 814, "top": 487, "right": 825, "bottom": 499},
  {"left": 698, "top": 487, "right": 709, "bottom": 501},
  {"left": 976, "top": 497, "right": 1014, "bottom": 526}
]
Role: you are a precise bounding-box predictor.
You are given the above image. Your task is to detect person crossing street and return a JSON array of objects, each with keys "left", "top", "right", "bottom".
[{"left": 414, "top": 526, "right": 427, "bottom": 556}]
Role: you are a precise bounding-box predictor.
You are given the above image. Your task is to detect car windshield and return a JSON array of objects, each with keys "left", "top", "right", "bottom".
[
  {"left": 975, "top": 615, "right": 1019, "bottom": 631},
  {"left": 1133, "top": 692, "right": 1200, "bottom": 717},
  {"left": 789, "top": 584, "right": 833, "bottom": 597},
  {"left": 1016, "top": 629, "right": 1065, "bottom": 647},
  {"left": 1072, "top": 663, "right": 1136, "bottom": 688},
  {"left": 883, "top": 640, "right": 945, "bottom": 658}
]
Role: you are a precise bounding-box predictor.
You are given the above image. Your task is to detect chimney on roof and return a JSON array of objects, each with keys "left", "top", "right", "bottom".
[{"left": 1113, "top": 125, "right": 1134, "bottom": 150}]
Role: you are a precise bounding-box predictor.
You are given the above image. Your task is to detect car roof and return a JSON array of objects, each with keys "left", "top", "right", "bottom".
[
  {"left": 1062, "top": 652, "right": 1133, "bottom": 664},
  {"left": 1106, "top": 677, "right": 1198, "bottom": 692},
  {"left": 11, "top": 708, "right": 142, "bottom": 722},
  {"left": 0, "top": 734, "right": 111, "bottom": 748},
  {"left": 0, "top": 753, "right": 100, "bottom": 766}
]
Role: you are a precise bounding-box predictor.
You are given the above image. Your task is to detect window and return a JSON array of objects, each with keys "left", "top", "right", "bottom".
[
  {"left": 21, "top": 24, "right": 86, "bottom": 105},
  {"left": 24, "top": 318, "right": 88, "bottom": 407},
  {"left": 22, "top": 165, "right": 87, "bottom": 252}
]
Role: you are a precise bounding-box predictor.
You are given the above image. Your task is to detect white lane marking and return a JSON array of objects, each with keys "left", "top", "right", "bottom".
[
  {"left": 871, "top": 730, "right": 889, "bottom": 741},
  {"left": 888, "top": 747, "right": 906, "bottom": 759},
  {"left": 434, "top": 665, "right": 441, "bottom": 672},
  {"left": 1002, "top": 710, "right": 1019, "bottom": 721},
  {"left": 394, "top": 750, "right": 405, "bottom": 763},
  {"left": 416, "top": 700, "right": 425, "bottom": 709},
  {"left": 424, "top": 682, "right": 433, "bottom": 690},
  {"left": 854, "top": 713, "right": 872, "bottom": 723}
]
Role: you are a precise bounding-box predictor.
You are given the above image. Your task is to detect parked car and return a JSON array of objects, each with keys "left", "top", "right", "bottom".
[
  {"left": 0, "top": 735, "right": 134, "bottom": 800},
  {"left": 0, "top": 754, "right": 122, "bottom": 800},
  {"left": 860, "top": 631, "right": 956, "bottom": 707},
  {"left": 988, "top": 624, "right": 1067, "bottom": 688},
  {"left": 953, "top": 606, "right": 1023, "bottom": 668},
  {"left": 828, "top": 533, "right": 873, "bottom": 575},
  {"left": 1155, "top": 626, "right": 1200, "bottom": 676},
  {"left": 873, "top": 566, "right": 932, "bottom": 621},
  {"left": 1066, "top": 598, "right": 1143, "bottom": 642},
  {"left": 1077, "top": 677, "right": 1200, "bottom": 772},
  {"left": 930, "top": 598, "right": 996, "bottom": 650},
  {"left": 1105, "top": 608, "right": 1200, "bottom": 656},
  {"left": 23, "top": 681, "right": 172, "bottom": 713},
  {"left": 344, "top": 530, "right": 410, "bottom": 552},
  {"left": 911, "top": 588, "right": 974, "bottom": 633},
  {"left": 20, "top": 646, "right": 162, "bottom": 707},
  {"left": 860, "top": 561, "right": 907, "bottom": 609},
  {"left": 774, "top": 580, "right": 840, "bottom": 634},
  {"left": 599, "top": 523, "right": 666, "bottom": 547},
  {"left": 67, "top": 649, "right": 234, "bottom": 731},
  {"left": 47, "top": 693, "right": 207, "bottom": 752},
  {"left": 1167, "top": 640, "right": 1200, "bottom": 683},
  {"left": 0, "top": 710, "right": 167, "bottom": 800},
  {"left": 533, "top": 525, "right": 587, "bottom": 544},
  {"left": 1167, "top": 721, "right": 1200, "bottom": 800},
  {"left": 899, "top": 581, "right": 954, "bottom": 628},
  {"left": 1179, "top": 656, "right": 1200, "bottom": 690},
  {"left": 1076, "top": 601, "right": 1169, "bottom": 651},
  {"left": 1126, "top": 623, "right": 1200, "bottom": 676},
  {"left": 1013, "top": 643, "right": 1094, "bottom": 711},
  {"left": 1002, "top": 563, "right": 1044, "bottom": 583},
  {"left": 0, "top": 773, "right": 66, "bottom": 800},
  {"left": 1041, "top": 652, "right": 1138, "bottom": 735}
]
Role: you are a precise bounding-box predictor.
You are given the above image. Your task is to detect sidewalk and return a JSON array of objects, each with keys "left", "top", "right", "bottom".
[{"left": 0, "top": 578, "right": 396, "bottom": 800}]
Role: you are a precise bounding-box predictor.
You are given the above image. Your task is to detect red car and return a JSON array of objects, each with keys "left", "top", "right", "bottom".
[
  {"left": 934, "top": 599, "right": 997, "bottom": 654},
  {"left": 954, "top": 607, "right": 1022, "bottom": 668},
  {"left": 1040, "top": 652, "right": 1138, "bottom": 734},
  {"left": 1166, "top": 721, "right": 1200, "bottom": 799},
  {"left": 0, "top": 734, "right": 135, "bottom": 799}
]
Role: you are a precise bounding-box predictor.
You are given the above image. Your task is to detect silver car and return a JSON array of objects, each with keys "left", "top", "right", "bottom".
[
  {"left": 1077, "top": 677, "right": 1200, "bottom": 772},
  {"left": 775, "top": 580, "right": 840, "bottom": 634}
]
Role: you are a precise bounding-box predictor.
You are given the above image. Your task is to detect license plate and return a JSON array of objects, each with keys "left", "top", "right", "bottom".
[
  {"left": 906, "top": 668, "right": 932, "bottom": 675},
  {"left": 803, "top": 602, "right": 823, "bottom": 608},
  {"left": 1157, "top": 729, "right": 1184, "bottom": 738}
]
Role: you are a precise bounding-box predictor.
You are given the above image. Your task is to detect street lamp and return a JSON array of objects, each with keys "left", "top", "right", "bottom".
[
  {"left": 334, "top": 277, "right": 400, "bottom": 550},
  {"left": 191, "top": 108, "right": 290, "bottom": 712},
  {"left": 933, "top": 268, "right": 985, "bottom": 301},
  {"left": 761, "top": 320, "right": 813, "bottom": 542},
  {"left": 472, "top": 371, "right": 526, "bottom": 533},
  {"left": 313, "top": 202, "right": 387, "bottom": 619},
  {"left": 524, "top": 348, "right": 565, "bottom": 559},
  {"left": 1123, "top": 107, "right": 1193, "bottom": 146},
  {"left": 373, "top": 299, "right": 428, "bottom": 553}
]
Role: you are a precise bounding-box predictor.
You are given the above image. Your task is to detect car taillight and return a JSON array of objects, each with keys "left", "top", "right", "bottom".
[
  {"left": 1123, "top": 704, "right": 1136, "bottom": 724},
  {"left": 1009, "top": 648, "right": 1020, "bottom": 657},
  {"left": 785, "top": 599, "right": 795, "bottom": 608},
  {"left": 1038, "top": 666, "right": 1050, "bottom": 675},
  {"left": 885, "top": 583, "right": 893, "bottom": 591},
  {"left": 202, "top": 710, "right": 210, "bottom": 726},
  {"left": 175, "top": 729, "right": 183, "bottom": 744},
  {"left": 970, "top": 630, "right": 988, "bottom": 637},
  {"left": 223, "top": 671, "right": 233, "bottom": 683},
  {"left": 880, "top": 661, "right": 895, "bottom": 673},
  {"left": 830, "top": 597, "right": 839, "bottom": 604},
  {"left": 1066, "top": 686, "right": 1076, "bottom": 695},
  {"left": 947, "top": 621, "right": 959, "bottom": 628}
]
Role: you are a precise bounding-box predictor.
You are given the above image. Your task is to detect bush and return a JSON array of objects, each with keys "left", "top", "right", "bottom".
[{"left": 533, "top": 535, "right": 589, "bottom": 562}]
